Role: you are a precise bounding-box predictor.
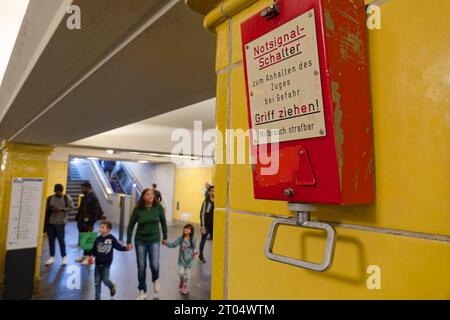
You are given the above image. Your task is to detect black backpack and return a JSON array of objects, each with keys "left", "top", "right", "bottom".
[{"left": 95, "top": 200, "right": 105, "bottom": 220}]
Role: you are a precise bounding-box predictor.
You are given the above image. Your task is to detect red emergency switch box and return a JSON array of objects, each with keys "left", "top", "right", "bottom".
[{"left": 241, "top": 0, "right": 374, "bottom": 205}]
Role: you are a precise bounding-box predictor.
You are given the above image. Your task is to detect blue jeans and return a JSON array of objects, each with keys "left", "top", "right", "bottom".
[
  {"left": 135, "top": 242, "right": 160, "bottom": 292},
  {"left": 94, "top": 265, "right": 114, "bottom": 300},
  {"left": 47, "top": 224, "right": 66, "bottom": 257}
]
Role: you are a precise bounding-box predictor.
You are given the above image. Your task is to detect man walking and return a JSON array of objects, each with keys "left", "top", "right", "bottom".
[
  {"left": 75, "top": 182, "right": 103, "bottom": 265},
  {"left": 152, "top": 183, "right": 162, "bottom": 202}
]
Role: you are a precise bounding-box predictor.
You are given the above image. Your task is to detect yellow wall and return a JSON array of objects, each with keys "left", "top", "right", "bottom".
[
  {"left": 45, "top": 161, "right": 68, "bottom": 198},
  {"left": 188, "top": 0, "right": 450, "bottom": 299},
  {"left": 172, "top": 166, "right": 215, "bottom": 224}
]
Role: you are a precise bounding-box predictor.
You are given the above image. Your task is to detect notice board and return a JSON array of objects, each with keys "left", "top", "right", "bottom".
[{"left": 6, "top": 178, "right": 44, "bottom": 251}]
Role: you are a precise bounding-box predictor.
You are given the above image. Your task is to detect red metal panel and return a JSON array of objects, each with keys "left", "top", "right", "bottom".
[
  {"left": 241, "top": 0, "right": 374, "bottom": 205},
  {"left": 322, "top": 0, "right": 375, "bottom": 204}
]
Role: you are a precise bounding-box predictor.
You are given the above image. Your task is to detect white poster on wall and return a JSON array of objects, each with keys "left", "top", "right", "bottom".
[
  {"left": 243, "top": 8, "right": 326, "bottom": 145},
  {"left": 6, "top": 178, "right": 44, "bottom": 251}
]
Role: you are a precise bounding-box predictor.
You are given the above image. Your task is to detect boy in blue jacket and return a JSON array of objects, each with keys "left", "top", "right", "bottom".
[{"left": 91, "top": 221, "right": 129, "bottom": 300}]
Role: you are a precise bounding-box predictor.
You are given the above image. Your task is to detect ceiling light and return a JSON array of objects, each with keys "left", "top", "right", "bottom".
[
  {"left": 106, "top": 149, "right": 115, "bottom": 154},
  {"left": 148, "top": 153, "right": 199, "bottom": 160},
  {"left": 87, "top": 157, "right": 99, "bottom": 160},
  {"left": 138, "top": 160, "right": 148, "bottom": 164}
]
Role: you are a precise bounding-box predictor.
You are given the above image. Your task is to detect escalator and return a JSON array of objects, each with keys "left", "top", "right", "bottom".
[
  {"left": 96, "top": 160, "right": 143, "bottom": 200},
  {"left": 69, "top": 158, "right": 134, "bottom": 229},
  {"left": 98, "top": 160, "right": 125, "bottom": 194}
]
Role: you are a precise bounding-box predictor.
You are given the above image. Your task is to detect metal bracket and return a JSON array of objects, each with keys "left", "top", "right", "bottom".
[
  {"left": 264, "top": 203, "right": 336, "bottom": 272},
  {"left": 261, "top": 2, "right": 280, "bottom": 20}
]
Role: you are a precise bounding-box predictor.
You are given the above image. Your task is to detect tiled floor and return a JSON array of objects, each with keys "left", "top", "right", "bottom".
[{"left": 33, "top": 222, "right": 212, "bottom": 300}]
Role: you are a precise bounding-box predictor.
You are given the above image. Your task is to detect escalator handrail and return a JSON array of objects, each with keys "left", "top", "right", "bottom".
[
  {"left": 89, "top": 160, "right": 114, "bottom": 201},
  {"left": 119, "top": 161, "right": 144, "bottom": 194}
]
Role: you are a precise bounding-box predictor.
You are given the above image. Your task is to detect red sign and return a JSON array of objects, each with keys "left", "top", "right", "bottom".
[{"left": 241, "top": 0, "right": 374, "bottom": 205}]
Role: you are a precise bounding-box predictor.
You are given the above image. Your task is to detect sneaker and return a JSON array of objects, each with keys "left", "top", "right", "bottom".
[
  {"left": 45, "top": 257, "right": 55, "bottom": 266},
  {"left": 61, "top": 256, "right": 68, "bottom": 266},
  {"left": 81, "top": 257, "right": 89, "bottom": 265},
  {"left": 110, "top": 284, "right": 116, "bottom": 297},
  {"left": 179, "top": 280, "right": 184, "bottom": 289},
  {"left": 136, "top": 291, "right": 147, "bottom": 300},
  {"left": 153, "top": 280, "right": 160, "bottom": 293},
  {"left": 75, "top": 255, "right": 86, "bottom": 263},
  {"left": 180, "top": 284, "right": 189, "bottom": 295},
  {"left": 199, "top": 256, "right": 206, "bottom": 264}
]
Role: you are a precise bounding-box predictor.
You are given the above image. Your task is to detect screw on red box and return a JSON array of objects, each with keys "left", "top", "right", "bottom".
[{"left": 241, "top": 0, "right": 374, "bottom": 205}]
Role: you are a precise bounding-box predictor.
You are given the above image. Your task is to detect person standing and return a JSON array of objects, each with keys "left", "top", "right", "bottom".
[
  {"left": 203, "top": 182, "right": 211, "bottom": 198},
  {"left": 199, "top": 185, "right": 214, "bottom": 264},
  {"left": 109, "top": 176, "right": 120, "bottom": 194},
  {"left": 44, "top": 184, "right": 73, "bottom": 267},
  {"left": 101, "top": 160, "right": 116, "bottom": 178},
  {"left": 127, "top": 188, "right": 168, "bottom": 300},
  {"left": 152, "top": 183, "right": 162, "bottom": 202},
  {"left": 75, "top": 182, "right": 103, "bottom": 265}
]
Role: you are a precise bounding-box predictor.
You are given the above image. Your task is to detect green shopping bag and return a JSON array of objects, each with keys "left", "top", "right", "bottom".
[{"left": 78, "top": 232, "right": 98, "bottom": 251}]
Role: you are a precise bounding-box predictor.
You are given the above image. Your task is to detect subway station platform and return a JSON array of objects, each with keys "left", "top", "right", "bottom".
[{"left": 33, "top": 222, "right": 212, "bottom": 300}]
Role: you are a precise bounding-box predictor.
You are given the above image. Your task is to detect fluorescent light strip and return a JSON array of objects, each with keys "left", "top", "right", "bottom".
[{"left": 128, "top": 151, "right": 201, "bottom": 160}]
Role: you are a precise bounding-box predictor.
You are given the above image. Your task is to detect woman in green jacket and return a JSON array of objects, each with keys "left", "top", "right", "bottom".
[{"left": 127, "top": 188, "right": 168, "bottom": 300}]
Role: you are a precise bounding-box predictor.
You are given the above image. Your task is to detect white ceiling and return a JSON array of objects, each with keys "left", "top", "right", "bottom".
[
  {"left": 141, "top": 98, "right": 215, "bottom": 129},
  {"left": 0, "top": 0, "right": 29, "bottom": 86},
  {"left": 70, "top": 98, "right": 216, "bottom": 154},
  {"left": 0, "top": 0, "right": 217, "bottom": 145}
]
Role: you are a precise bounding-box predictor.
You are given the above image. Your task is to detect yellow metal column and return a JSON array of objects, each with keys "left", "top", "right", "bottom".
[
  {"left": 0, "top": 142, "right": 53, "bottom": 295},
  {"left": 186, "top": 0, "right": 271, "bottom": 300}
]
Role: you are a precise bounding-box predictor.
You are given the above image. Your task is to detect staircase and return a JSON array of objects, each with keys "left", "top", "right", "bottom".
[{"left": 66, "top": 162, "right": 88, "bottom": 220}]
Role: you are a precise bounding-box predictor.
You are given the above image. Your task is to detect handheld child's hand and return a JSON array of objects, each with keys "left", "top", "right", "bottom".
[
  {"left": 127, "top": 243, "right": 133, "bottom": 251},
  {"left": 162, "top": 240, "right": 168, "bottom": 246},
  {"left": 192, "top": 250, "right": 198, "bottom": 257},
  {"left": 201, "top": 228, "right": 206, "bottom": 235}
]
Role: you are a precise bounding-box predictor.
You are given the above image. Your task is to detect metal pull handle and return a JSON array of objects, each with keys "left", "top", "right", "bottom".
[{"left": 264, "top": 204, "right": 336, "bottom": 272}]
